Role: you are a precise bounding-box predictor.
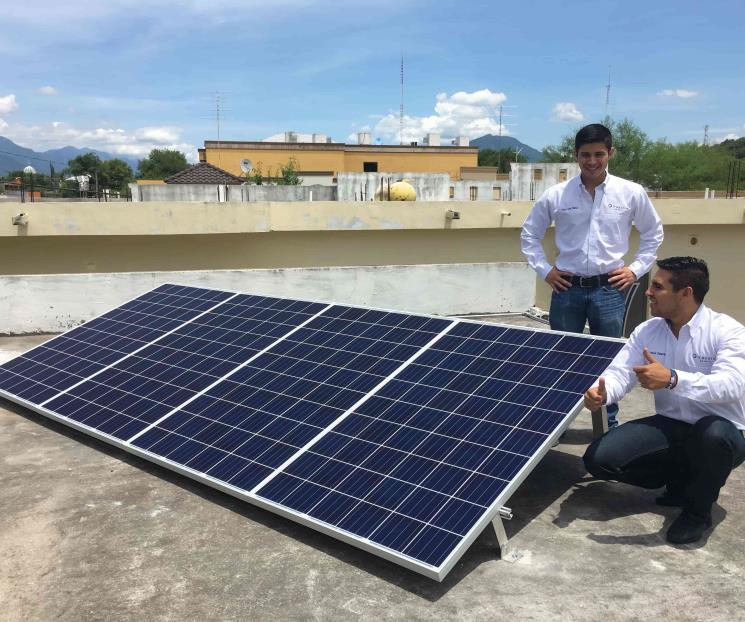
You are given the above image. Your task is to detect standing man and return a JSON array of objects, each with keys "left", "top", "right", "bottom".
[
  {"left": 521, "top": 123, "right": 663, "bottom": 427},
  {"left": 583, "top": 257, "right": 745, "bottom": 543}
]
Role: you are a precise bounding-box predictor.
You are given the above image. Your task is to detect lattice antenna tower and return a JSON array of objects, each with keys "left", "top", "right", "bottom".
[
  {"left": 400, "top": 55, "right": 404, "bottom": 146},
  {"left": 215, "top": 91, "right": 222, "bottom": 168},
  {"left": 703, "top": 124, "right": 710, "bottom": 146},
  {"left": 604, "top": 66, "right": 611, "bottom": 115}
]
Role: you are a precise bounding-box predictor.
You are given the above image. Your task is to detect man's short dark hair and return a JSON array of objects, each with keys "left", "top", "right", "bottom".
[
  {"left": 656, "top": 256, "right": 710, "bottom": 303},
  {"left": 575, "top": 124, "right": 613, "bottom": 151}
]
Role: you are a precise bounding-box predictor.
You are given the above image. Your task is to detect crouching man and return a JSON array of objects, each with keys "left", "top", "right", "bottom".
[{"left": 583, "top": 256, "right": 745, "bottom": 544}]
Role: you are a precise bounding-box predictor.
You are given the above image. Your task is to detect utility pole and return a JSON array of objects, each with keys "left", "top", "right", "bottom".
[
  {"left": 497, "top": 104, "right": 503, "bottom": 172},
  {"left": 215, "top": 91, "right": 222, "bottom": 169},
  {"left": 400, "top": 55, "right": 404, "bottom": 145}
]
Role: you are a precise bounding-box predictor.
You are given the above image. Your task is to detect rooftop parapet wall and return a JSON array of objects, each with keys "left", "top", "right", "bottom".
[{"left": 2, "top": 199, "right": 743, "bottom": 237}]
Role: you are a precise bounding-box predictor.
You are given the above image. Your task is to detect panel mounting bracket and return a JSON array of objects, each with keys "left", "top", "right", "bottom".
[{"left": 492, "top": 506, "right": 522, "bottom": 562}]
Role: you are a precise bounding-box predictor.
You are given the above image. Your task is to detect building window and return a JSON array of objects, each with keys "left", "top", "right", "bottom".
[
  {"left": 559, "top": 169, "right": 567, "bottom": 182},
  {"left": 449, "top": 186, "right": 455, "bottom": 199},
  {"left": 469, "top": 186, "right": 478, "bottom": 201},
  {"left": 492, "top": 187, "right": 501, "bottom": 200},
  {"left": 533, "top": 168, "right": 543, "bottom": 181},
  {"left": 363, "top": 161, "right": 378, "bottom": 172}
]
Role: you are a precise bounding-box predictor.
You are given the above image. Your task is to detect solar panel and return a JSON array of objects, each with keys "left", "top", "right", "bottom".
[{"left": 0, "top": 284, "right": 624, "bottom": 580}]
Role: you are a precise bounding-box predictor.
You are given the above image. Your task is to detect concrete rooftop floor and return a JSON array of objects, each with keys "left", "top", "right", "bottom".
[{"left": 1, "top": 316, "right": 744, "bottom": 622}]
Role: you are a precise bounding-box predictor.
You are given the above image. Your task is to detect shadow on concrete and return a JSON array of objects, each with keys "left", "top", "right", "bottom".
[
  {"left": 553, "top": 476, "right": 726, "bottom": 550},
  {"left": 4, "top": 399, "right": 594, "bottom": 601}
]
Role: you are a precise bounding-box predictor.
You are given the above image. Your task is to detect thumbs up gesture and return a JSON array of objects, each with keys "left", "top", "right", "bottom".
[
  {"left": 584, "top": 377, "right": 607, "bottom": 411},
  {"left": 632, "top": 347, "right": 672, "bottom": 390}
]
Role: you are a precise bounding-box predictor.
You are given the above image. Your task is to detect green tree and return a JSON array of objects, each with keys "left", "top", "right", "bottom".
[
  {"left": 100, "top": 159, "right": 134, "bottom": 193},
  {"left": 713, "top": 137, "right": 745, "bottom": 159},
  {"left": 639, "top": 141, "right": 731, "bottom": 191},
  {"left": 67, "top": 152, "right": 103, "bottom": 177},
  {"left": 477, "top": 149, "right": 527, "bottom": 173},
  {"left": 279, "top": 156, "right": 302, "bottom": 185},
  {"left": 541, "top": 135, "right": 575, "bottom": 163},
  {"left": 137, "top": 149, "right": 188, "bottom": 179}
]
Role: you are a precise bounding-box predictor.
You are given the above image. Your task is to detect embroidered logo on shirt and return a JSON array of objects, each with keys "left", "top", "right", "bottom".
[
  {"left": 559, "top": 206, "right": 579, "bottom": 212},
  {"left": 649, "top": 351, "right": 666, "bottom": 357},
  {"left": 606, "top": 202, "right": 628, "bottom": 212},
  {"left": 692, "top": 353, "right": 716, "bottom": 363}
]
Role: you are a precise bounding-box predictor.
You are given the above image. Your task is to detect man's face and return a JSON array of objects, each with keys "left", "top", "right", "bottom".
[
  {"left": 575, "top": 142, "right": 613, "bottom": 184},
  {"left": 646, "top": 269, "right": 683, "bottom": 318}
]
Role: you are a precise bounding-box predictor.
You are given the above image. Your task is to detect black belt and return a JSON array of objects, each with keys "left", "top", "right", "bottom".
[{"left": 569, "top": 274, "right": 611, "bottom": 288}]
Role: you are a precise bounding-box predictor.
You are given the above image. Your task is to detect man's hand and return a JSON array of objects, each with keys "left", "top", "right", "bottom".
[
  {"left": 545, "top": 266, "right": 573, "bottom": 293},
  {"left": 633, "top": 347, "right": 672, "bottom": 390},
  {"left": 608, "top": 266, "right": 636, "bottom": 291},
  {"left": 584, "top": 377, "right": 607, "bottom": 411}
]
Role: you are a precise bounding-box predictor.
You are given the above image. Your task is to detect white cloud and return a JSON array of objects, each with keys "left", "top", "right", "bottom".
[
  {"left": 658, "top": 89, "right": 698, "bottom": 98},
  {"left": 713, "top": 133, "right": 740, "bottom": 144},
  {"left": 0, "top": 94, "right": 19, "bottom": 114},
  {"left": 0, "top": 120, "right": 197, "bottom": 161},
  {"left": 38, "top": 86, "right": 58, "bottom": 95},
  {"left": 0, "top": 118, "right": 8, "bottom": 131},
  {"left": 365, "top": 89, "right": 508, "bottom": 144},
  {"left": 551, "top": 102, "right": 584, "bottom": 123}
]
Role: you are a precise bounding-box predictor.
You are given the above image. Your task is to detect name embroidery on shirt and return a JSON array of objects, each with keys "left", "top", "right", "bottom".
[{"left": 606, "top": 202, "right": 628, "bottom": 212}]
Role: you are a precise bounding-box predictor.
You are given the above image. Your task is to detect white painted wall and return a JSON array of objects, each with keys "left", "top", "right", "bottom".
[{"left": 0, "top": 262, "right": 534, "bottom": 335}]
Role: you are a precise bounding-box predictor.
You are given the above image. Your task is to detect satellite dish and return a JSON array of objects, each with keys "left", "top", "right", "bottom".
[{"left": 239, "top": 159, "right": 253, "bottom": 173}]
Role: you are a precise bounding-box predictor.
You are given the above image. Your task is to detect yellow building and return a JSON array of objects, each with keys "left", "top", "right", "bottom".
[{"left": 198, "top": 140, "right": 478, "bottom": 180}]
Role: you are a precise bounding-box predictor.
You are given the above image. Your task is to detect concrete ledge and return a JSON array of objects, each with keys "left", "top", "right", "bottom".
[{"left": 0, "top": 262, "right": 534, "bottom": 334}]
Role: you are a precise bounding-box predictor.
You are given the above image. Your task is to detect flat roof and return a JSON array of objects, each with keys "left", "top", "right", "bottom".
[{"left": 202, "top": 140, "right": 478, "bottom": 155}]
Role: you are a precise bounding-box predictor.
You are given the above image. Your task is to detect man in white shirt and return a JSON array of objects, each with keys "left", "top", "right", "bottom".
[
  {"left": 583, "top": 257, "right": 745, "bottom": 544},
  {"left": 521, "top": 123, "right": 664, "bottom": 427}
]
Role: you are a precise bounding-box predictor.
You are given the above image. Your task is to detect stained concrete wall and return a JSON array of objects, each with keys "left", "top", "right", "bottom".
[
  {"left": 337, "top": 173, "right": 451, "bottom": 202},
  {"left": 510, "top": 163, "right": 580, "bottom": 201},
  {"left": 130, "top": 183, "right": 244, "bottom": 202},
  {"left": 0, "top": 263, "right": 533, "bottom": 334},
  {"left": 245, "top": 185, "right": 336, "bottom": 202},
  {"left": 1, "top": 199, "right": 744, "bottom": 322}
]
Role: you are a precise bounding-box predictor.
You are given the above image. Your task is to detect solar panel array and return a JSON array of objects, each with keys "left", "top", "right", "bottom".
[{"left": 0, "top": 284, "right": 624, "bottom": 580}]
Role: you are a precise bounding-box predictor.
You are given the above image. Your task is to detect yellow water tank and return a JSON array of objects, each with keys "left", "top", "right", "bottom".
[{"left": 388, "top": 180, "right": 417, "bottom": 201}]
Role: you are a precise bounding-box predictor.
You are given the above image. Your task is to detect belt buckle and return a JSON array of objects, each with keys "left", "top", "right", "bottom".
[{"left": 579, "top": 276, "right": 598, "bottom": 288}]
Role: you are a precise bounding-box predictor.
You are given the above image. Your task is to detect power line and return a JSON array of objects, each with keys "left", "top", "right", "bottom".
[{"left": 0, "top": 148, "right": 68, "bottom": 167}]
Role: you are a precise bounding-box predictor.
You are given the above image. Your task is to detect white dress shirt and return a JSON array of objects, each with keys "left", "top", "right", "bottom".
[
  {"left": 602, "top": 305, "right": 745, "bottom": 430},
  {"left": 521, "top": 173, "right": 664, "bottom": 280}
]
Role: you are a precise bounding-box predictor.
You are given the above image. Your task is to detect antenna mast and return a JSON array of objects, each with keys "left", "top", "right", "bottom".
[
  {"left": 215, "top": 91, "right": 222, "bottom": 168},
  {"left": 604, "top": 66, "right": 611, "bottom": 115},
  {"left": 703, "top": 124, "right": 710, "bottom": 146},
  {"left": 400, "top": 55, "right": 404, "bottom": 145}
]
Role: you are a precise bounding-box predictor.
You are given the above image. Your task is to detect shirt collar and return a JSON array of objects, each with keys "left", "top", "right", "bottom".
[
  {"left": 667, "top": 304, "right": 707, "bottom": 335},
  {"left": 578, "top": 170, "right": 610, "bottom": 192}
]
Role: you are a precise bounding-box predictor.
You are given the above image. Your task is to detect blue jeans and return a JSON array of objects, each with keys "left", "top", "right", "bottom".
[
  {"left": 584, "top": 414, "right": 745, "bottom": 519},
  {"left": 550, "top": 284, "right": 626, "bottom": 427}
]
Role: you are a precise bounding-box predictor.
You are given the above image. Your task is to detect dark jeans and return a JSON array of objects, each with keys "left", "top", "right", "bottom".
[
  {"left": 550, "top": 284, "right": 626, "bottom": 426},
  {"left": 584, "top": 414, "right": 745, "bottom": 519}
]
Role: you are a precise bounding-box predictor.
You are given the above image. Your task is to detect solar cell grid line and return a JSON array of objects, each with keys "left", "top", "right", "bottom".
[
  {"left": 0, "top": 284, "right": 237, "bottom": 405},
  {"left": 130, "top": 306, "right": 456, "bottom": 494},
  {"left": 255, "top": 322, "right": 623, "bottom": 574},
  {"left": 0, "top": 284, "right": 626, "bottom": 582},
  {"left": 42, "top": 295, "right": 331, "bottom": 441},
  {"left": 126, "top": 300, "right": 334, "bottom": 444}
]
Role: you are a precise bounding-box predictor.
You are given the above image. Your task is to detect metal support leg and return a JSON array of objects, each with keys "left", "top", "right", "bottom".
[
  {"left": 492, "top": 507, "right": 522, "bottom": 563},
  {"left": 591, "top": 405, "right": 608, "bottom": 439}
]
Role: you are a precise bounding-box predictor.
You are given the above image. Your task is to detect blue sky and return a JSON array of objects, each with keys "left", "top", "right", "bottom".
[{"left": 1, "top": 0, "right": 743, "bottom": 162}]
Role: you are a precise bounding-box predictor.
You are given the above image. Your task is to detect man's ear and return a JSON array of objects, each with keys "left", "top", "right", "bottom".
[{"left": 608, "top": 147, "right": 615, "bottom": 159}]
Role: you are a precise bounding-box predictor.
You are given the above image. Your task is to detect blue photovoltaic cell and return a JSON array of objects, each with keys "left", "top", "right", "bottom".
[
  {"left": 255, "top": 322, "right": 623, "bottom": 567},
  {"left": 0, "top": 284, "right": 625, "bottom": 578},
  {"left": 0, "top": 284, "right": 233, "bottom": 404},
  {"left": 43, "top": 294, "right": 327, "bottom": 440},
  {"left": 132, "top": 305, "right": 452, "bottom": 491}
]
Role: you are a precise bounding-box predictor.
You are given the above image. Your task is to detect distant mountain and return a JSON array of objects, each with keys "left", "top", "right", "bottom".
[
  {"left": 469, "top": 135, "right": 544, "bottom": 162},
  {"left": 0, "top": 136, "right": 140, "bottom": 175}
]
